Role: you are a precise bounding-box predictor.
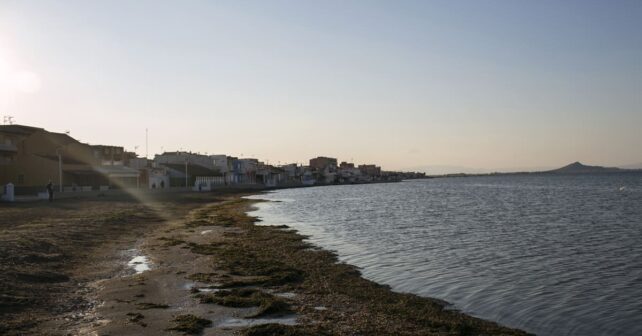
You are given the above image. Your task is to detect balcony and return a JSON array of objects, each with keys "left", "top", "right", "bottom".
[{"left": 0, "top": 143, "right": 17, "bottom": 153}]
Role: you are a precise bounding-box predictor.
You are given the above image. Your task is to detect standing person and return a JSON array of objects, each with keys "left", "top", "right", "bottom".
[{"left": 46, "top": 180, "right": 54, "bottom": 202}]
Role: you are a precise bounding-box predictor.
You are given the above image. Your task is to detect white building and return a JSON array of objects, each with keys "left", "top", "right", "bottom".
[
  {"left": 209, "top": 154, "right": 229, "bottom": 174},
  {"left": 154, "top": 151, "right": 215, "bottom": 170}
]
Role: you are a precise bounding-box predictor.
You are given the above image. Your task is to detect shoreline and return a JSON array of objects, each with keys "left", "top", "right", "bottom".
[{"left": 1, "top": 191, "right": 531, "bottom": 335}]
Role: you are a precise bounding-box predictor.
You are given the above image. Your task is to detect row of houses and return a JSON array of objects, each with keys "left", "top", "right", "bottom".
[
  {"left": 0, "top": 124, "right": 425, "bottom": 196},
  {"left": 0, "top": 124, "right": 141, "bottom": 195}
]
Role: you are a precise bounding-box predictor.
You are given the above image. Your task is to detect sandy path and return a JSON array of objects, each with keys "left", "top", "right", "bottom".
[
  {"left": 0, "top": 192, "right": 237, "bottom": 335},
  {"left": 78, "top": 205, "right": 248, "bottom": 335}
]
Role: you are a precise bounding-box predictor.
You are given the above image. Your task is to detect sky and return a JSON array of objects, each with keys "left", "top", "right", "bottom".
[{"left": 0, "top": 0, "right": 640, "bottom": 173}]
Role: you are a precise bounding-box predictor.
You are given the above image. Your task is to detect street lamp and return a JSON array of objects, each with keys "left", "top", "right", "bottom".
[
  {"left": 55, "top": 147, "right": 63, "bottom": 192},
  {"left": 184, "top": 156, "right": 189, "bottom": 188}
]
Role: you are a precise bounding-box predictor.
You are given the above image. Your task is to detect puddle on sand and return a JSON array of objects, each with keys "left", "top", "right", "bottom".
[
  {"left": 219, "top": 315, "right": 297, "bottom": 328},
  {"left": 127, "top": 255, "right": 151, "bottom": 274},
  {"left": 273, "top": 292, "right": 296, "bottom": 299},
  {"left": 182, "top": 282, "right": 220, "bottom": 293}
]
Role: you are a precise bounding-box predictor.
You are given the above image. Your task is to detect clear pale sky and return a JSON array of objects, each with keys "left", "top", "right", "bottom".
[{"left": 1, "top": 0, "right": 640, "bottom": 172}]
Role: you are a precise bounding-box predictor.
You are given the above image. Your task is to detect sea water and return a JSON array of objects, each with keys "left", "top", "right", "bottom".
[{"left": 247, "top": 173, "right": 642, "bottom": 336}]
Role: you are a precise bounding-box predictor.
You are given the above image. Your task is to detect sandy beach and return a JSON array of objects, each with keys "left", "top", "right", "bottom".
[{"left": 0, "top": 191, "right": 530, "bottom": 335}]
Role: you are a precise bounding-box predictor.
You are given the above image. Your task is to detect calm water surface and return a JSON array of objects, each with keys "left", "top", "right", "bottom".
[{"left": 247, "top": 173, "right": 642, "bottom": 336}]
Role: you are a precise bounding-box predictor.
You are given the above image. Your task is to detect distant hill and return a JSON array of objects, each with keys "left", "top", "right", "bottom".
[
  {"left": 423, "top": 161, "right": 641, "bottom": 178},
  {"left": 546, "top": 162, "right": 629, "bottom": 174}
]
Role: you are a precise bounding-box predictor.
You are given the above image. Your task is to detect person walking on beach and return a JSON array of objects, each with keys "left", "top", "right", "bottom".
[{"left": 46, "top": 181, "right": 54, "bottom": 202}]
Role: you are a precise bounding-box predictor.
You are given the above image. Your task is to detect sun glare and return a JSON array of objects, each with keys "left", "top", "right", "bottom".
[
  {"left": 13, "top": 70, "right": 41, "bottom": 93},
  {"left": 0, "top": 48, "right": 42, "bottom": 95}
]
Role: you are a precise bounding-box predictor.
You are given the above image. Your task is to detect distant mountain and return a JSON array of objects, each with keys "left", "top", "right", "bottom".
[
  {"left": 546, "top": 162, "right": 629, "bottom": 174},
  {"left": 415, "top": 161, "right": 641, "bottom": 177}
]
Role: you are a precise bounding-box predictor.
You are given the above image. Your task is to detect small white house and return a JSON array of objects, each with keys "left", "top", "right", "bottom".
[{"left": 148, "top": 167, "right": 170, "bottom": 189}]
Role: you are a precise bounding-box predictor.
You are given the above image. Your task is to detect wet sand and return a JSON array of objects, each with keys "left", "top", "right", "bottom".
[{"left": 0, "top": 191, "right": 531, "bottom": 335}]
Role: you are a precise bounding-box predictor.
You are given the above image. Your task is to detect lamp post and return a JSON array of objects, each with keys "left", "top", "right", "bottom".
[
  {"left": 55, "top": 147, "right": 63, "bottom": 192},
  {"left": 185, "top": 156, "right": 188, "bottom": 188}
]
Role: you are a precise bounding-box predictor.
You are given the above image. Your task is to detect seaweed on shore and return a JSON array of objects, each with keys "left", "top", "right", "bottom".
[
  {"left": 0, "top": 199, "right": 169, "bottom": 334},
  {"left": 126, "top": 312, "right": 147, "bottom": 327},
  {"left": 135, "top": 302, "right": 169, "bottom": 310},
  {"left": 166, "top": 314, "right": 212, "bottom": 334},
  {"left": 158, "top": 236, "right": 186, "bottom": 247},
  {"left": 187, "top": 272, "right": 219, "bottom": 283},
  {"left": 242, "top": 324, "right": 330, "bottom": 336},
  {"left": 196, "top": 288, "right": 292, "bottom": 317},
  {"left": 191, "top": 198, "right": 532, "bottom": 336}
]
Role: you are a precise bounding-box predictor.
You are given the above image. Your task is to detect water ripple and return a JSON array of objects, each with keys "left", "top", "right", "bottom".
[{"left": 248, "top": 173, "right": 642, "bottom": 336}]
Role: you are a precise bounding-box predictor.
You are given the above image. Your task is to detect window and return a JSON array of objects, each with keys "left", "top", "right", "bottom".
[{"left": 17, "top": 174, "right": 24, "bottom": 184}]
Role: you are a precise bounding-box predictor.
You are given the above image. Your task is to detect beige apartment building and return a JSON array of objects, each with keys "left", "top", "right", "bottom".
[{"left": 0, "top": 124, "right": 138, "bottom": 194}]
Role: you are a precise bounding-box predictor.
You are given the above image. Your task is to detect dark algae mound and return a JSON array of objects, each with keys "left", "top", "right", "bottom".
[
  {"left": 135, "top": 302, "right": 170, "bottom": 310},
  {"left": 197, "top": 288, "right": 293, "bottom": 317},
  {"left": 166, "top": 314, "right": 212, "bottom": 334},
  {"left": 185, "top": 198, "right": 532, "bottom": 336},
  {"left": 243, "top": 323, "right": 330, "bottom": 336}
]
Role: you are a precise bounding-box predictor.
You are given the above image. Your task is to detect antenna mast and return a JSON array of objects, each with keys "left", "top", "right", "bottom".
[
  {"left": 145, "top": 128, "right": 149, "bottom": 159},
  {"left": 3, "top": 116, "right": 14, "bottom": 125}
]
